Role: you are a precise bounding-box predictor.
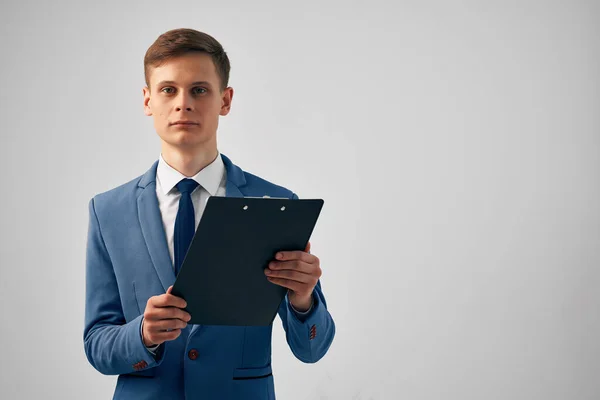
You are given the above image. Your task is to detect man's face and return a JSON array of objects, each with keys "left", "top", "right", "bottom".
[{"left": 143, "top": 53, "right": 233, "bottom": 152}]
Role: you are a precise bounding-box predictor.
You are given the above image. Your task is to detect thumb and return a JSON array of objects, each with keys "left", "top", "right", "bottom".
[
  {"left": 305, "top": 241, "right": 311, "bottom": 254},
  {"left": 167, "top": 285, "right": 173, "bottom": 294}
]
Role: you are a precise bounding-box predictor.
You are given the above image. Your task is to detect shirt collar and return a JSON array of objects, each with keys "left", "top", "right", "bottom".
[{"left": 157, "top": 151, "right": 225, "bottom": 196}]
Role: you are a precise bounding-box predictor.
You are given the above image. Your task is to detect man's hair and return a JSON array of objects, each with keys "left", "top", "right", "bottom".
[{"left": 144, "top": 28, "right": 231, "bottom": 92}]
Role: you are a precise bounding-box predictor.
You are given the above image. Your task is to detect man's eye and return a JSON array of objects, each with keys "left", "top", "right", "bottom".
[{"left": 160, "top": 87, "right": 205, "bottom": 94}]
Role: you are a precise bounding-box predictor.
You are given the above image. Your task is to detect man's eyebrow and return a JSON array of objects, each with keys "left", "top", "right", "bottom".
[{"left": 156, "top": 80, "right": 212, "bottom": 87}]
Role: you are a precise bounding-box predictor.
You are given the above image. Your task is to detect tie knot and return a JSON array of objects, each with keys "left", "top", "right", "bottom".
[{"left": 176, "top": 178, "right": 199, "bottom": 194}]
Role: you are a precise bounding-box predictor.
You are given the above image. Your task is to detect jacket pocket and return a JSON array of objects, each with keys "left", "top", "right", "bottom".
[
  {"left": 232, "top": 365, "right": 274, "bottom": 400},
  {"left": 232, "top": 364, "right": 272, "bottom": 380}
]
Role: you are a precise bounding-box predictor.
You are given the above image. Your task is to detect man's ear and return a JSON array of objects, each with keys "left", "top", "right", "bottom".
[
  {"left": 143, "top": 86, "right": 153, "bottom": 116},
  {"left": 219, "top": 87, "right": 234, "bottom": 116}
]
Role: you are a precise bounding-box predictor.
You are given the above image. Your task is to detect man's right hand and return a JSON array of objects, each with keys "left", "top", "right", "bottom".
[{"left": 142, "top": 285, "right": 191, "bottom": 347}]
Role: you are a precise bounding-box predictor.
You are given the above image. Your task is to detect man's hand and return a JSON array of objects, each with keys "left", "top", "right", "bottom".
[
  {"left": 142, "top": 285, "right": 191, "bottom": 347},
  {"left": 264, "top": 242, "right": 321, "bottom": 312}
]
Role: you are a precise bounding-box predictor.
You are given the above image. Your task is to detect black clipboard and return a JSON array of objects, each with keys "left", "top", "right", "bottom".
[{"left": 171, "top": 196, "right": 324, "bottom": 326}]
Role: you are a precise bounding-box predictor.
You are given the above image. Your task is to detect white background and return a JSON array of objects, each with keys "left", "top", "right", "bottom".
[{"left": 0, "top": 1, "right": 598, "bottom": 399}]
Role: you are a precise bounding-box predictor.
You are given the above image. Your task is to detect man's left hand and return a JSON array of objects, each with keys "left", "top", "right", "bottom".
[{"left": 264, "top": 242, "right": 321, "bottom": 312}]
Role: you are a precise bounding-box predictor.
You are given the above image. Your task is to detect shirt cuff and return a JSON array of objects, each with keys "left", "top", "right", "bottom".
[{"left": 289, "top": 294, "right": 314, "bottom": 315}]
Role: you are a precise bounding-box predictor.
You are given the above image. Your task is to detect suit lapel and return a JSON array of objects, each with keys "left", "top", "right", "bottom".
[
  {"left": 137, "top": 160, "right": 175, "bottom": 292},
  {"left": 221, "top": 153, "right": 246, "bottom": 198}
]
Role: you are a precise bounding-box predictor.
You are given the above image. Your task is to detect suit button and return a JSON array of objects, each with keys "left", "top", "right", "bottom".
[{"left": 188, "top": 349, "right": 199, "bottom": 360}]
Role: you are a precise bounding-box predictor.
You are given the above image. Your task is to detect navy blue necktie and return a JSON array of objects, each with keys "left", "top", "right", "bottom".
[{"left": 174, "top": 178, "right": 199, "bottom": 276}]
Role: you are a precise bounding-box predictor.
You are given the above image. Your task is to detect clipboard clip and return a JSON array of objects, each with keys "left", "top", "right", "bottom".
[{"left": 243, "top": 195, "right": 289, "bottom": 199}]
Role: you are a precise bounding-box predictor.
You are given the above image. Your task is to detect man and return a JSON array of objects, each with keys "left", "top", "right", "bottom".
[{"left": 83, "top": 28, "right": 335, "bottom": 399}]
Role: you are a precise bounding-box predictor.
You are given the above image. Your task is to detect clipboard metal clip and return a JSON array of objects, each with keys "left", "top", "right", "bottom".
[{"left": 243, "top": 195, "right": 288, "bottom": 199}]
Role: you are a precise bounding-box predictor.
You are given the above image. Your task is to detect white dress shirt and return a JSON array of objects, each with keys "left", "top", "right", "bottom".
[
  {"left": 156, "top": 151, "right": 227, "bottom": 267},
  {"left": 142, "top": 151, "right": 312, "bottom": 354}
]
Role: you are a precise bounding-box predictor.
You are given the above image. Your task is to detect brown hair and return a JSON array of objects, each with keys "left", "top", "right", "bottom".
[{"left": 144, "top": 28, "right": 231, "bottom": 92}]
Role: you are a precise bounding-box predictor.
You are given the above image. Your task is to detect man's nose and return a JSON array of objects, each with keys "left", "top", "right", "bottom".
[{"left": 175, "top": 92, "right": 194, "bottom": 111}]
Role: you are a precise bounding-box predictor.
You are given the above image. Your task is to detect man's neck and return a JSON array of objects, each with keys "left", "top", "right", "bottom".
[{"left": 160, "top": 144, "right": 219, "bottom": 177}]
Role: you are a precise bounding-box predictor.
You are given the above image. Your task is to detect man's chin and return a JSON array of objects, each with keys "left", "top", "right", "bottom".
[{"left": 159, "top": 135, "right": 215, "bottom": 150}]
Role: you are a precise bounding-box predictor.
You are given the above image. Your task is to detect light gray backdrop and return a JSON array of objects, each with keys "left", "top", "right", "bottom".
[{"left": 0, "top": 1, "right": 598, "bottom": 399}]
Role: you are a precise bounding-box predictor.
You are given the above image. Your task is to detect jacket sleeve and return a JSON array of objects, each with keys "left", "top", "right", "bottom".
[
  {"left": 278, "top": 280, "right": 336, "bottom": 363},
  {"left": 83, "top": 197, "right": 166, "bottom": 375},
  {"left": 277, "top": 192, "right": 336, "bottom": 363}
]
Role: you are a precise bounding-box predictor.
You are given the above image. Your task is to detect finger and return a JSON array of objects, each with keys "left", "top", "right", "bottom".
[
  {"left": 268, "top": 260, "right": 315, "bottom": 274},
  {"left": 147, "top": 328, "right": 182, "bottom": 344},
  {"left": 264, "top": 268, "right": 314, "bottom": 284},
  {"left": 146, "top": 306, "right": 191, "bottom": 322},
  {"left": 275, "top": 250, "right": 315, "bottom": 263},
  {"left": 146, "top": 318, "right": 188, "bottom": 332},
  {"left": 266, "top": 276, "right": 306, "bottom": 292},
  {"left": 152, "top": 293, "right": 187, "bottom": 309}
]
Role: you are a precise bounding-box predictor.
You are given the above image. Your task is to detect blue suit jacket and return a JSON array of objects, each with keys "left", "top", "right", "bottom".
[{"left": 83, "top": 154, "right": 335, "bottom": 400}]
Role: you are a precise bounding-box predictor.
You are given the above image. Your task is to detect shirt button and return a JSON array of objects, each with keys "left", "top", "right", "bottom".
[{"left": 188, "top": 349, "right": 199, "bottom": 360}]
